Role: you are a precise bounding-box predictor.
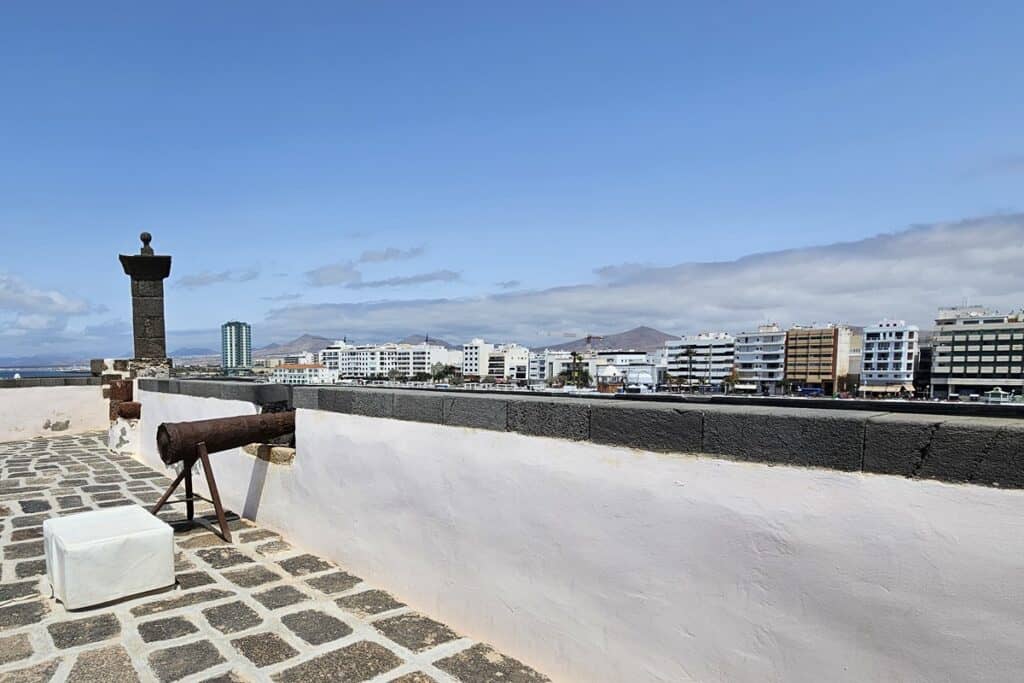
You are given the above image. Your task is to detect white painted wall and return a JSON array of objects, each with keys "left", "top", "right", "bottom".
[
  {"left": 135, "top": 389, "right": 1024, "bottom": 683},
  {"left": 0, "top": 386, "right": 108, "bottom": 442}
]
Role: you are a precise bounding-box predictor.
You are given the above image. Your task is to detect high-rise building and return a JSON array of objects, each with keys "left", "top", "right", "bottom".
[
  {"left": 930, "top": 306, "right": 1024, "bottom": 399},
  {"left": 221, "top": 321, "right": 252, "bottom": 372},
  {"left": 859, "top": 320, "right": 919, "bottom": 395},
  {"left": 783, "top": 324, "right": 853, "bottom": 394},
  {"left": 734, "top": 324, "right": 786, "bottom": 395},
  {"left": 665, "top": 333, "right": 735, "bottom": 389}
]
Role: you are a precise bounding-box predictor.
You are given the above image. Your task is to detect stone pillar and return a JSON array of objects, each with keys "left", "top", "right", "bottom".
[{"left": 119, "top": 233, "right": 172, "bottom": 379}]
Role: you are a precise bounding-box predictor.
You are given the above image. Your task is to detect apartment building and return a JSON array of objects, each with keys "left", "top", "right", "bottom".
[
  {"left": 734, "top": 324, "right": 786, "bottom": 395},
  {"left": 221, "top": 321, "right": 252, "bottom": 372},
  {"left": 859, "top": 320, "right": 919, "bottom": 395},
  {"left": 783, "top": 324, "right": 853, "bottom": 394},
  {"left": 930, "top": 306, "right": 1024, "bottom": 398},
  {"left": 317, "top": 342, "right": 454, "bottom": 379},
  {"left": 485, "top": 343, "right": 530, "bottom": 381},
  {"left": 462, "top": 339, "right": 494, "bottom": 378},
  {"left": 665, "top": 333, "right": 735, "bottom": 389},
  {"left": 270, "top": 364, "right": 339, "bottom": 385}
]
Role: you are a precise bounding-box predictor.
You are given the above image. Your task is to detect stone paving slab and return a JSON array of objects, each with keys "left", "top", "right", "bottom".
[{"left": 0, "top": 432, "right": 549, "bottom": 682}]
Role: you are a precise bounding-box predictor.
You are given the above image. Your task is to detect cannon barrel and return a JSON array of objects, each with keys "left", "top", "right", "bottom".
[{"left": 156, "top": 412, "right": 295, "bottom": 465}]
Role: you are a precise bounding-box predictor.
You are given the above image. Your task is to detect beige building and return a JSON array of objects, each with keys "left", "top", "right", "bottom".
[{"left": 784, "top": 324, "right": 854, "bottom": 394}]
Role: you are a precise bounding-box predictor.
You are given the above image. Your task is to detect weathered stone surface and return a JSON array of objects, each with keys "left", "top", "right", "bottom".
[
  {"left": 0, "top": 581, "right": 39, "bottom": 603},
  {"left": 507, "top": 398, "right": 590, "bottom": 440},
  {"left": 256, "top": 540, "right": 292, "bottom": 556},
  {"left": 196, "top": 547, "right": 254, "bottom": 569},
  {"left": 238, "top": 528, "right": 279, "bottom": 543},
  {"left": 15, "top": 558, "right": 47, "bottom": 578},
  {"left": 336, "top": 590, "right": 405, "bottom": 617},
  {"left": 271, "top": 640, "right": 402, "bottom": 682},
  {"left": 319, "top": 389, "right": 394, "bottom": 419},
  {"left": 148, "top": 640, "right": 226, "bottom": 682},
  {"left": 57, "top": 495, "right": 84, "bottom": 509},
  {"left": 222, "top": 565, "right": 282, "bottom": 588},
  {"left": 130, "top": 589, "right": 235, "bottom": 617},
  {"left": 442, "top": 395, "right": 509, "bottom": 431},
  {"left": 591, "top": 403, "right": 703, "bottom": 453},
  {"left": 389, "top": 673, "right": 437, "bottom": 683},
  {"left": 67, "top": 644, "right": 141, "bottom": 682},
  {"left": 701, "top": 405, "right": 867, "bottom": 471},
  {"left": 374, "top": 613, "right": 459, "bottom": 653},
  {"left": 11, "top": 526, "right": 44, "bottom": 541},
  {"left": 278, "top": 553, "right": 332, "bottom": 576},
  {"left": 199, "top": 673, "right": 248, "bottom": 683},
  {"left": 393, "top": 392, "right": 445, "bottom": 424},
  {"left": 282, "top": 609, "right": 353, "bottom": 645},
  {"left": 47, "top": 613, "right": 121, "bottom": 649},
  {"left": 138, "top": 616, "right": 200, "bottom": 643},
  {"left": 305, "top": 570, "right": 361, "bottom": 595},
  {"left": 11, "top": 513, "right": 49, "bottom": 527},
  {"left": 18, "top": 499, "right": 51, "bottom": 513},
  {"left": 231, "top": 632, "right": 299, "bottom": 668},
  {"left": 5, "top": 540, "right": 44, "bottom": 560},
  {"left": 202, "top": 601, "right": 262, "bottom": 634},
  {"left": 180, "top": 533, "right": 230, "bottom": 549},
  {"left": 253, "top": 585, "right": 310, "bottom": 610},
  {"left": 176, "top": 571, "right": 216, "bottom": 589},
  {"left": 435, "top": 643, "right": 550, "bottom": 682},
  {"left": 0, "top": 632, "right": 33, "bottom": 665},
  {"left": 0, "top": 658, "right": 62, "bottom": 682}
]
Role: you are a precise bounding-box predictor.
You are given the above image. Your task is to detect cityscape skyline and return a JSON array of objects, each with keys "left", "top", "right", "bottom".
[{"left": 2, "top": 4, "right": 1023, "bottom": 358}]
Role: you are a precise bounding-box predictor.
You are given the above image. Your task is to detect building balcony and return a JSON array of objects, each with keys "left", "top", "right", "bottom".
[{"left": 4, "top": 377, "right": 1024, "bottom": 681}]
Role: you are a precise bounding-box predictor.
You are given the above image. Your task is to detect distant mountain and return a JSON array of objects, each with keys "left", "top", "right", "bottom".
[
  {"left": 255, "top": 334, "right": 333, "bottom": 358},
  {"left": 539, "top": 326, "right": 679, "bottom": 352},
  {"left": 169, "top": 347, "right": 218, "bottom": 358},
  {"left": 395, "top": 334, "right": 457, "bottom": 349}
]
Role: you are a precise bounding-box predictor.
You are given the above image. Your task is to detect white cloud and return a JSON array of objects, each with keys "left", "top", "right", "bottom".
[
  {"left": 267, "top": 213, "right": 1024, "bottom": 344},
  {"left": 175, "top": 268, "right": 261, "bottom": 289},
  {"left": 0, "top": 273, "right": 92, "bottom": 315}
]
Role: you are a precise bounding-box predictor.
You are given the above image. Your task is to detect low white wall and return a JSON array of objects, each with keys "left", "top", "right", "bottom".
[
  {"left": 136, "top": 390, "right": 1024, "bottom": 683},
  {"left": 0, "top": 386, "right": 108, "bottom": 442}
]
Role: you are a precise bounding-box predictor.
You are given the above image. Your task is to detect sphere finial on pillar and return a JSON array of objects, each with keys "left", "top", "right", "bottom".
[{"left": 140, "top": 231, "right": 153, "bottom": 255}]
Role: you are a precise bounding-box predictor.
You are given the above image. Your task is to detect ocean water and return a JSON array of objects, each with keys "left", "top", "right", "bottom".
[{"left": 0, "top": 369, "right": 91, "bottom": 379}]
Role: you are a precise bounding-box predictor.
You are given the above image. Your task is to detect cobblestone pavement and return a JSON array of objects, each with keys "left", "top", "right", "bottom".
[{"left": 0, "top": 432, "right": 549, "bottom": 682}]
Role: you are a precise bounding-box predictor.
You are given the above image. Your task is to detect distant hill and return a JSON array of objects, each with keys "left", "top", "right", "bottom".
[
  {"left": 169, "top": 347, "right": 218, "bottom": 358},
  {"left": 395, "top": 334, "right": 457, "bottom": 349},
  {"left": 254, "top": 334, "right": 333, "bottom": 358},
  {"left": 539, "top": 326, "right": 679, "bottom": 352}
]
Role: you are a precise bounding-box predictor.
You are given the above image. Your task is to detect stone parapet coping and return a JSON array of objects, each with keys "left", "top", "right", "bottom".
[
  {"left": 143, "top": 381, "right": 1024, "bottom": 490},
  {"left": 0, "top": 377, "right": 101, "bottom": 388}
]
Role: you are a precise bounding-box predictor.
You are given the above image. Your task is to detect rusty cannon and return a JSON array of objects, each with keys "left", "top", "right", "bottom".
[{"left": 151, "top": 412, "right": 295, "bottom": 541}]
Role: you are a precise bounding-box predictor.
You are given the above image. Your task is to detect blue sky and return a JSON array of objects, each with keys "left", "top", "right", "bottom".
[{"left": 1, "top": 2, "right": 1023, "bottom": 359}]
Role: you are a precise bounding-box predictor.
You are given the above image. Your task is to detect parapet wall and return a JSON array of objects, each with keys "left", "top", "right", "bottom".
[
  {"left": 133, "top": 381, "right": 1024, "bottom": 683},
  {"left": 280, "top": 385, "right": 1020, "bottom": 489},
  {"left": 0, "top": 381, "right": 107, "bottom": 441},
  {"left": 138, "top": 380, "right": 1024, "bottom": 489}
]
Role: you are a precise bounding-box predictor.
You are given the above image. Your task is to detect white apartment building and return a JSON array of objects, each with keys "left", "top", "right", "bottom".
[
  {"left": 282, "top": 352, "right": 316, "bottom": 365},
  {"left": 528, "top": 350, "right": 575, "bottom": 385},
  {"left": 734, "top": 324, "right": 786, "bottom": 395},
  {"left": 666, "top": 333, "right": 736, "bottom": 389},
  {"left": 317, "top": 342, "right": 454, "bottom": 379},
  {"left": 461, "top": 339, "right": 494, "bottom": 378},
  {"left": 270, "top": 364, "right": 339, "bottom": 385},
  {"left": 860, "top": 319, "right": 919, "bottom": 394},
  {"left": 486, "top": 343, "right": 530, "bottom": 381}
]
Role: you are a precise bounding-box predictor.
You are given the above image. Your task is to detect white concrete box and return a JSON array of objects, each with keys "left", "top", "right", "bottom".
[{"left": 43, "top": 506, "right": 175, "bottom": 609}]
